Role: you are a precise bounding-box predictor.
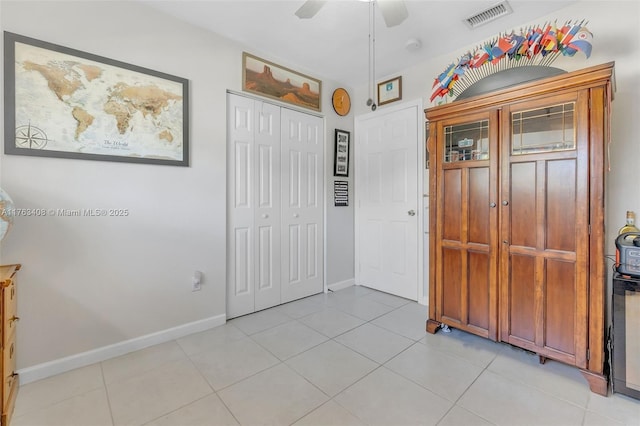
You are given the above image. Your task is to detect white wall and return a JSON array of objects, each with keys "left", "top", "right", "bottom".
[
  {"left": 353, "top": 0, "right": 640, "bottom": 318},
  {"left": 0, "top": 0, "right": 354, "bottom": 374}
]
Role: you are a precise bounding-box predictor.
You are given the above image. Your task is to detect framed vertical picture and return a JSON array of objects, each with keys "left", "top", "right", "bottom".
[
  {"left": 377, "top": 75, "right": 402, "bottom": 106},
  {"left": 334, "top": 129, "right": 350, "bottom": 177}
]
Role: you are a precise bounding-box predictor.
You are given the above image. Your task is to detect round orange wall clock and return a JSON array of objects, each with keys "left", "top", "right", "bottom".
[{"left": 332, "top": 88, "right": 351, "bottom": 116}]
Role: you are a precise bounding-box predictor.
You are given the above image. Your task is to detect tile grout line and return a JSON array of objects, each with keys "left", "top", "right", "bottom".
[{"left": 99, "top": 362, "right": 117, "bottom": 426}]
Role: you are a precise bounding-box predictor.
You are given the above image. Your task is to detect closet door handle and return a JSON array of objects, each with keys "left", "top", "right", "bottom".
[
  {"left": 502, "top": 200, "right": 509, "bottom": 206},
  {"left": 261, "top": 214, "right": 269, "bottom": 219},
  {"left": 408, "top": 210, "right": 416, "bottom": 216},
  {"left": 293, "top": 213, "right": 299, "bottom": 218},
  {"left": 490, "top": 202, "right": 496, "bottom": 208}
]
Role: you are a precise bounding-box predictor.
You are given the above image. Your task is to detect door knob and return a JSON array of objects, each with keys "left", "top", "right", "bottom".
[
  {"left": 261, "top": 214, "right": 269, "bottom": 219},
  {"left": 490, "top": 202, "right": 496, "bottom": 208},
  {"left": 293, "top": 213, "right": 299, "bottom": 218},
  {"left": 503, "top": 240, "right": 509, "bottom": 244},
  {"left": 408, "top": 210, "right": 416, "bottom": 216},
  {"left": 502, "top": 200, "right": 509, "bottom": 206}
]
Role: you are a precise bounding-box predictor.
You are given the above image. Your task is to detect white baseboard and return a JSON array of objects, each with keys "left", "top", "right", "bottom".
[
  {"left": 17, "top": 314, "right": 226, "bottom": 385},
  {"left": 327, "top": 278, "right": 355, "bottom": 292}
]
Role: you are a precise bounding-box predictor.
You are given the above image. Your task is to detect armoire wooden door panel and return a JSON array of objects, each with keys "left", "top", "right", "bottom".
[
  {"left": 442, "top": 169, "right": 461, "bottom": 242},
  {"left": 545, "top": 259, "right": 576, "bottom": 354},
  {"left": 545, "top": 159, "right": 577, "bottom": 252},
  {"left": 434, "top": 111, "right": 498, "bottom": 338},
  {"left": 441, "top": 248, "right": 462, "bottom": 322},
  {"left": 467, "top": 251, "right": 490, "bottom": 330},
  {"left": 500, "top": 92, "right": 588, "bottom": 365},
  {"left": 508, "top": 253, "right": 536, "bottom": 343},
  {"left": 509, "top": 162, "right": 537, "bottom": 248},
  {"left": 468, "top": 168, "right": 490, "bottom": 245}
]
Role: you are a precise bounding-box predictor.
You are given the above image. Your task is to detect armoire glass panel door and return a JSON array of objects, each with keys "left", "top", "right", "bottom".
[
  {"left": 500, "top": 92, "right": 590, "bottom": 367},
  {"left": 435, "top": 111, "right": 499, "bottom": 339}
]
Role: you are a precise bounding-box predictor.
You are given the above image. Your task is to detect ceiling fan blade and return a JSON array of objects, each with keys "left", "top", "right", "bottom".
[
  {"left": 294, "top": 0, "right": 327, "bottom": 19},
  {"left": 377, "top": 0, "right": 408, "bottom": 27}
]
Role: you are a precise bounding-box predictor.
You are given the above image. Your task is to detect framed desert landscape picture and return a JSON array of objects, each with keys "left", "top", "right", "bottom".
[{"left": 242, "top": 52, "right": 321, "bottom": 112}]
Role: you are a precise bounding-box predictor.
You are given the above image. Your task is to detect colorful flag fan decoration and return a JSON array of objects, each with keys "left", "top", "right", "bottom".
[{"left": 430, "top": 20, "right": 593, "bottom": 102}]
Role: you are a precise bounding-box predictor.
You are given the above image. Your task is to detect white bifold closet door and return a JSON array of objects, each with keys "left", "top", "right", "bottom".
[
  {"left": 280, "top": 107, "right": 324, "bottom": 303},
  {"left": 227, "top": 93, "right": 324, "bottom": 319}
]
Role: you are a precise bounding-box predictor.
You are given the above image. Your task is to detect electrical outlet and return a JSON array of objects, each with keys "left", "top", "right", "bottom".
[{"left": 192, "top": 271, "right": 202, "bottom": 292}]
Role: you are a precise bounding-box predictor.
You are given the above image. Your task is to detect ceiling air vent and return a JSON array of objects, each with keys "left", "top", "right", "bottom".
[{"left": 464, "top": 1, "right": 513, "bottom": 29}]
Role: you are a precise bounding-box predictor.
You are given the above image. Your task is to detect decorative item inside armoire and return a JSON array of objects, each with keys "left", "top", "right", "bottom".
[{"left": 424, "top": 18, "right": 614, "bottom": 395}]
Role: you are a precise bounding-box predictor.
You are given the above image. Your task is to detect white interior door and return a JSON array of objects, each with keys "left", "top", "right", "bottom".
[
  {"left": 355, "top": 102, "right": 422, "bottom": 300},
  {"left": 280, "top": 108, "right": 324, "bottom": 303},
  {"left": 227, "top": 94, "right": 281, "bottom": 318}
]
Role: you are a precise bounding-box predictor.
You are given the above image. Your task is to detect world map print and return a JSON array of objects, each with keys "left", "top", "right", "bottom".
[{"left": 13, "top": 41, "right": 186, "bottom": 163}]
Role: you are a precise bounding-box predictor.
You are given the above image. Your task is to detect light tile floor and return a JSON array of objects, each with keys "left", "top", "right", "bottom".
[{"left": 12, "top": 285, "right": 640, "bottom": 426}]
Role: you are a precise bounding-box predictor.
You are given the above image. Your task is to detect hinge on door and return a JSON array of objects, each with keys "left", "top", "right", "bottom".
[
  {"left": 589, "top": 224, "right": 592, "bottom": 235},
  {"left": 587, "top": 349, "right": 590, "bottom": 361}
]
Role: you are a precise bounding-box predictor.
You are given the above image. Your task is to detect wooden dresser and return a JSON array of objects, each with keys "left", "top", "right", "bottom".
[{"left": 0, "top": 265, "right": 20, "bottom": 426}]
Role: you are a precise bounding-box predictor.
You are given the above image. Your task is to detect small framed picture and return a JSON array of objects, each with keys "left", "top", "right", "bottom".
[
  {"left": 377, "top": 76, "right": 402, "bottom": 106},
  {"left": 334, "top": 129, "right": 350, "bottom": 177}
]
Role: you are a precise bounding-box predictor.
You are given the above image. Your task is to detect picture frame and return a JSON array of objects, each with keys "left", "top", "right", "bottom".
[
  {"left": 4, "top": 32, "right": 189, "bottom": 166},
  {"left": 243, "top": 52, "right": 321, "bottom": 112},
  {"left": 334, "top": 129, "right": 350, "bottom": 177},
  {"left": 377, "top": 75, "right": 402, "bottom": 106}
]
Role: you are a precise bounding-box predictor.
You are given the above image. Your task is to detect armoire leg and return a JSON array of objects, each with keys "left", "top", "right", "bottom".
[{"left": 426, "top": 319, "right": 441, "bottom": 334}]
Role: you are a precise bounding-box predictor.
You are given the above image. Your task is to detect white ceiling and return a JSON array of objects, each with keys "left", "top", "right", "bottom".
[{"left": 144, "top": 0, "right": 578, "bottom": 87}]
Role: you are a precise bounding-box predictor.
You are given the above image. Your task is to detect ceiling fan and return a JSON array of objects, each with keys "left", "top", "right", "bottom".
[{"left": 295, "top": 0, "right": 409, "bottom": 28}]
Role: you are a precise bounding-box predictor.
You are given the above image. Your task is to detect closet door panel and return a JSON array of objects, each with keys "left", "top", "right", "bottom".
[
  {"left": 281, "top": 109, "right": 324, "bottom": 303},
  {"left": 227, "top": 94, "right": 258, "bottom": 318},
  {"left": 254, "top": 102, "right": 282, "bottom": 311},
  {"left": 233, "top": 228, "right": 251, "bottom": 296}
]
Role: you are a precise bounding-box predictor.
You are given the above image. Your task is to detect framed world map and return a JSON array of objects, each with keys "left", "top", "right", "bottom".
[{"left": 3, "top": 32, "right": 189, "bottom": 166}]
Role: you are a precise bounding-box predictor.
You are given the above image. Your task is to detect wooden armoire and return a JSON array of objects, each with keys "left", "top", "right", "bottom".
[{"left": 425, "top": 62, "right": 615, "bottom": 395}]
